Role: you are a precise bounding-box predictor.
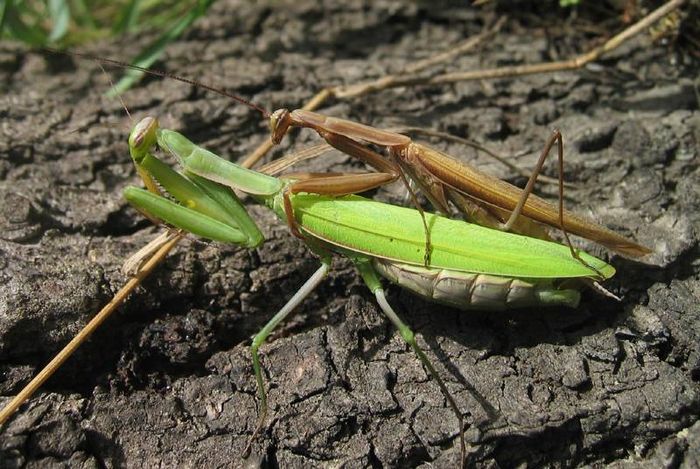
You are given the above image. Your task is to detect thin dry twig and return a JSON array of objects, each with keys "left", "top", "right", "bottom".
[
  {"left": 392, "top": 0, "right": 686, "bottom": 87},
  {"left": 0, "top": 231, "right": 184, "bottom": 426}
]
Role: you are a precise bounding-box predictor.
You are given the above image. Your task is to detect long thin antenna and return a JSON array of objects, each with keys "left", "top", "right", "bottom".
[
  {"left": 97, "top": 62, "right": 132, "bottom": 122},
  {"left": 43, "top": 47, "right": 271, "bottom": 118}
]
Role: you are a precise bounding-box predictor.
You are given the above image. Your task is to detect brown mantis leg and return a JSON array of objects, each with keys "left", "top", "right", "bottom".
[
  {"left": 315, "top": 130, "right": 435, "bottom": 266},
  {"left": 282, "top": 171, "right": 397, "bottom": 239},
  {"left": 388, "top": 152, "right": 436, "bottom": 266},
  {"left": 500, "top": 130, "right": 605, "bottom": 277},
  {"left": 270, "top": 110, "right": 436, "bottom": 263},
  {"left": 501, "top": 130, "right": 563, "bottom": 232}
]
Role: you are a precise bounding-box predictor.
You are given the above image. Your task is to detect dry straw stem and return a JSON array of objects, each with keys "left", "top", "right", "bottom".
[{"left": 0, "top": 232, "right": 184, "bottom": 425}]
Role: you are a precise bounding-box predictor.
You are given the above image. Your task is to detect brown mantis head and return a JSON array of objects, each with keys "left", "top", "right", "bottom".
[{"left": 269, "top": 109, "right": 293, "bottom": 144}]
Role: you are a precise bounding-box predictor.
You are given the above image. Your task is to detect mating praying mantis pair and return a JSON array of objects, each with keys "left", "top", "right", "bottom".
[
  {"left": 0, "top": 8, "right": 669, "bottom": 459},
  {"left": 121, "top": 113, "right": 627, "bottom": 463}
]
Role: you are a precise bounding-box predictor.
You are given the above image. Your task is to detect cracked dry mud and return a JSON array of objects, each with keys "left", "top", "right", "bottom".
[{"left": 1, "top": 1, "right": 699, "bottom": 467}]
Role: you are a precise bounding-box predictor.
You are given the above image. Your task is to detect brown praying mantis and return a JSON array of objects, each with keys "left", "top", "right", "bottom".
[{"left": 266, "top": 108, "right": 652, "bottom": 260}]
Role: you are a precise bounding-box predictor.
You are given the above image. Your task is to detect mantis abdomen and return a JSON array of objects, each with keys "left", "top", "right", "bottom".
[{"left": 372, "top": 258, "right": 581, "bottom": 311}]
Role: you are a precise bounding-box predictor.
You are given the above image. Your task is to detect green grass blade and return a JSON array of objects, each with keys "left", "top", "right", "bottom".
[
  {"left": 3, "top": 2, "right": 48, "bottom": 46},
  {"left": 68, "top": 0, "right": 96, "bottom": 30},
  {"left": 112, "top": 0, "right": 141, "bottom": 34},
  {"left": 108, "top": 0, "right": 216, "bottom": 95},
  {"left": 0, "top": 0, "right": 9, "bottom": 37},
  {"left": 47, "top": 0, "right": 70, "bottom": 42}
]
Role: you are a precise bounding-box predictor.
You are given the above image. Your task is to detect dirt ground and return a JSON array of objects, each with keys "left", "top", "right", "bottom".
[{"left": 1, "top": 1, "right": 699, "bottom": 467}]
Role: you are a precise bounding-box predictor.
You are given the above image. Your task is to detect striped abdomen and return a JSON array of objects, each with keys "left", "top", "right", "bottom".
[{"left": 373, "top": 258, "right": 581, "bottom": 311}]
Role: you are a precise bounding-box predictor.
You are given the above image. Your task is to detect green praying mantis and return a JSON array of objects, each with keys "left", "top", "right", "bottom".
[{"left": 121, "top": 115, "right": 620, "bottom": 463}]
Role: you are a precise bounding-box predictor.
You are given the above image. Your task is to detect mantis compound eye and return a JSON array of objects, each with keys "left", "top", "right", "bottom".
[{"left": 269, "top": 108, "right": 291, "bottom": 145}]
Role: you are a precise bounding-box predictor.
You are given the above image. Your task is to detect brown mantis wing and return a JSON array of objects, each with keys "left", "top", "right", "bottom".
[{"left": 400, "top": 143, "right": 651, "bottom": 258}]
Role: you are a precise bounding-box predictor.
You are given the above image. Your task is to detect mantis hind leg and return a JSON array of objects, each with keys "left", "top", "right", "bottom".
[
  {"left": 354, "top": 259, "right": 466, "bottom": 468},
  {"left": 243, "top": 261, "right": 331, "bottom": 457},
  {"left": 503, "top": 130, "right": 563, "bottom": 232},
  {"left": 504, "top": 130, "right": 605, "bottom": 279}
]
